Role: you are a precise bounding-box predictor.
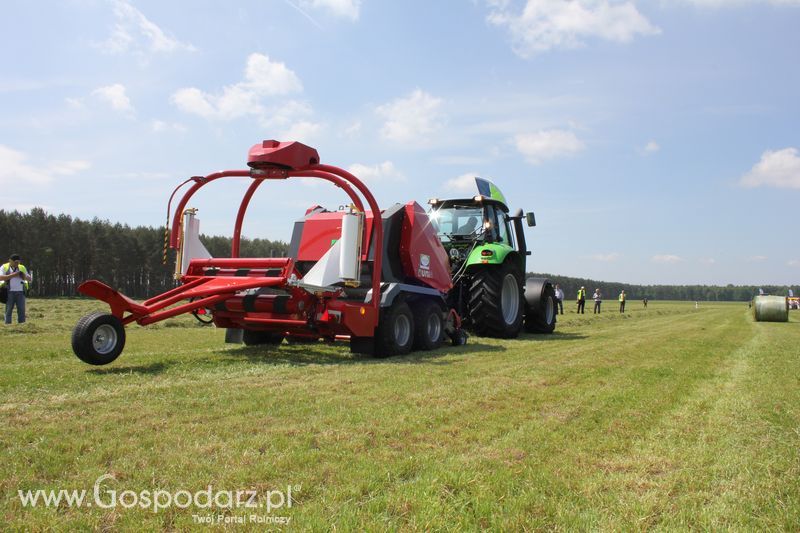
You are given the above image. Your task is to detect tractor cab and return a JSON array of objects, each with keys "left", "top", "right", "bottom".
[{"left": 428, "top": 178, "right": 533, "bottom": 275}]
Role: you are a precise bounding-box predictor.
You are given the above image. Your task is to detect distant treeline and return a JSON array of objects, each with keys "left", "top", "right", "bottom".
[
  {"left": 2, "top": 209, "right": 794, "bottom": 301},
  {"left": 0, "top": 209, "right": 288, "bottom": 298},
  {"left": 531, "top": 273, "right": 796, "bottom": 303}
]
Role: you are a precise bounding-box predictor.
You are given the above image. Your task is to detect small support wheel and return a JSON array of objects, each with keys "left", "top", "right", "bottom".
[
  {"left": 72, "top": 312, "right": 126, "bottom": 366},
  {"left": 190, "top": 297, "right": 214, "bottom": 325},
  {"left": 450, "top": 329, "right": 468, "bottom": 346}
]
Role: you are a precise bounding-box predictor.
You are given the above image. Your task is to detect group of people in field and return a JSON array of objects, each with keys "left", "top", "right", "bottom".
[{"left": 553, "top": 284, "right": 646, "bottom": 315}]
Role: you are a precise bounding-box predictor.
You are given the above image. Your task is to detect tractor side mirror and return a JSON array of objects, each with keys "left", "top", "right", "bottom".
[{"left": 525, "top": 212, "right": 536, "bottom": 227}]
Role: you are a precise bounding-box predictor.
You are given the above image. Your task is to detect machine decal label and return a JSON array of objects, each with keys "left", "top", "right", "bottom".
[
  {"left": 419, "top": 254, "right": 430, "bottom": 270},
  {"left": 417, "top": 254, "right": 433, "bottom": 278}
]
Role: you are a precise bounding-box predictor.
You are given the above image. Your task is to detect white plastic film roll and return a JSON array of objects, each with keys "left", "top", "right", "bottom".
[{"left": 339, "top": 213, "right": 362, "bottom": 281}]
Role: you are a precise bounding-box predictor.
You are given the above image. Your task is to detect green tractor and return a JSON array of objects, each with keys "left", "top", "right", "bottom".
[{"left": 429, "top": 177, "right": 556, "bottom": 338}]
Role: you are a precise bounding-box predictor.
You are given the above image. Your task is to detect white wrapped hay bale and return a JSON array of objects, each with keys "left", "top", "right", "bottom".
[{"left": 753, "top": 295, "right": 789, "bottom": 322}]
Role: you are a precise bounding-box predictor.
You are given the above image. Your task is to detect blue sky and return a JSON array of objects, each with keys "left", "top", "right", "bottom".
[{"left": 2, "top": 0, "right": 798, "bottom": 285}]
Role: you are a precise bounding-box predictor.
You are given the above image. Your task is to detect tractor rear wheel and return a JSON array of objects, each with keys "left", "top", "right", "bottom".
[
  {"left": 374, "top": 300, "right": 415, "bottom": 357},
  {"left": 242, "top": 330, "right": 284, "bottom": 346},
  {"left": 468, "top": 262, "right": 524, "bottom": 338},
  {"left": 72, "top": 312, "right": 126, "bottom": 365},
  {"left": 413, "top": 300, "right": 445, "bottom": 351},
  {"left": 524, "top": 282, "right": 557, "bottom": 333}
]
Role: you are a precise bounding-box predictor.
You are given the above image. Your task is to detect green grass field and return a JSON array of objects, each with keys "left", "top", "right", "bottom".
[{"left": 1, "top": 299, "right": 799, "bottom": 530}]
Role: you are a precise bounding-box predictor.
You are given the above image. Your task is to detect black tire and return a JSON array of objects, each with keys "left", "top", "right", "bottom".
[
  {"left": 468, "top": 262, "right": 524, "bottom": 338},
  {"left": 190, "top": 297, "right": 214, "bottom": 325},
  {"left": 72, "top": 312, "right": 126, "bottom": 366},
  {"left": 349, "top": 335, "right": 374, "bottom": 355},
  {"left": 285, "top": 336, "right": 317, "bottom": 345},
  {"left": 413, "top": 300, "right": 445, "bottom": 351},
  {"left": 525, "top": 282, "right": 557, "bottom": 333},
  {"left": 450, "top": 329, "right": 468, "bottom": 346},
  {"left": 242, "top": 330, "right": 284, "bottom": 346},
  {"left": 374, "top": 300, "right": 415, "bottom": 357}
]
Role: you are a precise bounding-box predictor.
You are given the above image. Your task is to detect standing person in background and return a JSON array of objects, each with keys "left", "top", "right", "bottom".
[
  {"left": 577, "top": 286, "right": 586, "bottom": 314},
  {"left": 554, "top": 284, "right": 564, "bottom": 315},
  {"left": 643, "top": 297, "right": 648, "bottom": 309},
  {"left": 1, "top": 254, "right": 32, "bottom": 324},
  {"left": 619, "top": 290, "right": 626, "bottom": 313},
  {"left": 593, "top": 288, "right": 602, "bottom": 314}
]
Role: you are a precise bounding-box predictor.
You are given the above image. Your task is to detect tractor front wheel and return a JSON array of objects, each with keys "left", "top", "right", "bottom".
[
  {"left": 468, "top": 262, "right": 524, "bottom": 338},
  {"left": 72, "top": 312, "right": 126, "bottom": 365}
]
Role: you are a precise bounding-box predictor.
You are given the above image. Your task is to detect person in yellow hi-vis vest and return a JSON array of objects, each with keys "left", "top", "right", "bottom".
[
  {"left": 619, "top": 290, "right": 626, "bottom": 313},
  {"left": 1, "top": 254, "right": 32, "bottom": 324},
  {"left": 576, "top": 286, "right": 586, "bottom": 314}
]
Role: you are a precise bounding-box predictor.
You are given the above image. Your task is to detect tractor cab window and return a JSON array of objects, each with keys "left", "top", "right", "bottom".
[
  {"left": 485, "top": 205, "right": 511, "bottom": 246},
  {"left": 430, "top": 205, "right": 486, "bottom": 243}
]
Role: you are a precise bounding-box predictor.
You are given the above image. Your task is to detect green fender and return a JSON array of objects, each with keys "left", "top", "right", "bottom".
[{"left": 465, "top": 243, "right": 523, "bottom": 271}]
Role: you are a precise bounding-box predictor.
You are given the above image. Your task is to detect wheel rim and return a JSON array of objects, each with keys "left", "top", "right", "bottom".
[
  {"left": 501, "top": 274, "right": 520, "bottom": 325},
  {"left": 427, "top": 312, "right": 442, "bottom": 343},
  {"left": 394, "top": 314, "right": 411, "bottom": 347},
  {"left": 93, "top": 324, "right": 118, "bottom": 355},
  {"left": 545, "top": 295, "right": 555, "bottom": 325}
]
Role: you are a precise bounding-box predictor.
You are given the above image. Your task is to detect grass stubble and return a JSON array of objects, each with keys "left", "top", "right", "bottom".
[{"left": 1, "top": 299, "right": 798, "bottom": 530}]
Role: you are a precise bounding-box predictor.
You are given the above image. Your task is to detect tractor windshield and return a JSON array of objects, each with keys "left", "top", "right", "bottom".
[{"left": 430, "top": 205, "right": 486, "bottom": 243}]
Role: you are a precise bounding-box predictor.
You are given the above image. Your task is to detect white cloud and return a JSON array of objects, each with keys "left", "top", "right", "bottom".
[
  {"left": 651, "top": 254, "right": 683, "bottom": 264},
  {"left": 0, "top": 145, "right": 90, "bottom": 187},
  {"left": 171, "top": 88, "right": 216, "bottom": 119},
  {"left": 257, "top": 101, "right": 323, "bottom": 142},
  {"left": 343, "top": 120, "right": 362, "bottom": 137},
  {"left": 681, "top": 0, "right": 800, "bottom": 7},
  {"left": 65, "top": 97, "right": 85, "bottom": 109},
  {"left": 301, "top": 0, "right": 361, "bottom": 20},
  {"left": 172, "top": 53, "right": 303, "bottom": 122},
  {"left": 100, "top": 0, "right": 195, "bottom": 55},
  {"left": 740, "top": 147, "right": 800, "bottom": 189},
  {"left": 487, "top": 0, "right": 660, "bottom": 57},
  {"left": 347, "top": 161, "right": 405, "bottom": 183},
  {"left": 151, "top": 120, "right": 186, "bottom": 133},
  {"left": 281, "top": 121, "right": 324, "bottom": 143},
  {"left": 243, "top": 53, "right": 304, "bottom": 95},
  {"left": 590, "top": 252, "right": 620, "bottom": 262},
  {"left": 514, "top": 129, "right": 584, "bottom": 164},
  {"left": 787, "top": 259, "right": 800, "bottom": 267},
  {"left": 377, "top": 89, "right": 445, "bottom": 143},
  {"left": 644, "top": 140, "right": 660, "bottom": 153},
  {"left": 57, "top": 160, "right": 92, "bottom": 175},
  {"left": 443, "top": 173, "right": 480, "bottom": 192},
  {"left": 92, "top": 84, "right": 134, "bottom": 114},
  {"left": 434, "top": 155, "right": 491, "bottom": 166}
]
